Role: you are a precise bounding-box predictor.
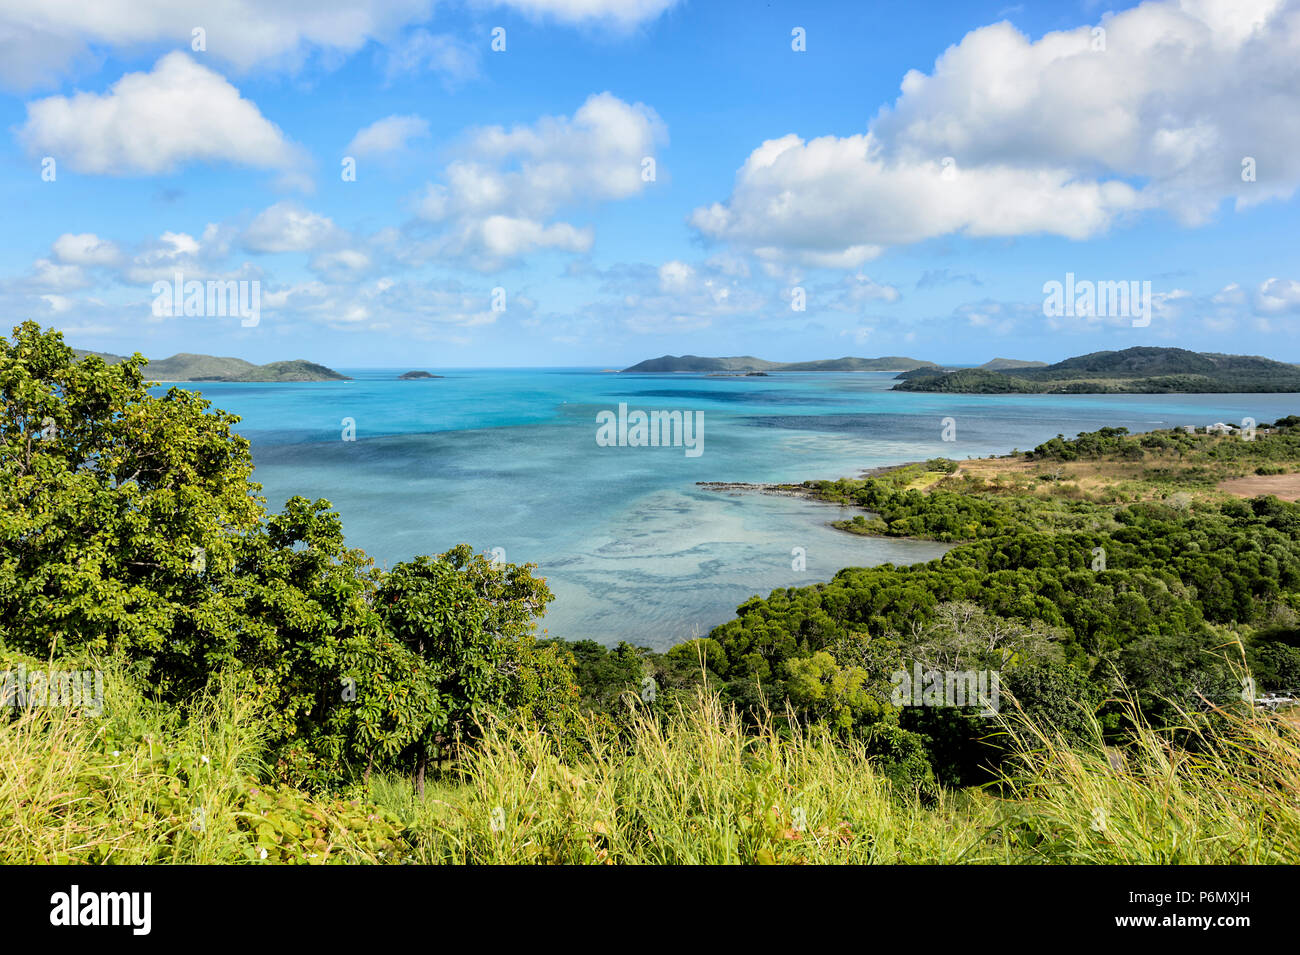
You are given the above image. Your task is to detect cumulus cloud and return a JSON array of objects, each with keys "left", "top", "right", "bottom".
[
  {"left": 409, "top": 92, "right": 666, "bottom": 268},
  {"left": 0, "top": 0, "right": 436, "bottom": 87},
  {"left": 829, "top": 272, "right": 901, "bottom": 306},
  {"left": 123, "top": 224, "right": 245, "bottom": 284},
  {"left": 309, "top": 249, "right": 374, "bottom": 282},
  {"left": 1256, "top": 278, "right": 1300, "bottom": 313},
  {"left": 0, "top": 0, "right": 678, "bottom": 89},
  {"left": 17, "top": 53, "right": 306, "bottom": 185},
  {"left": 693, "top": 0, "right": 1300, "bottom": 265},
  {"left": 51, "top": 233, "right": 124, "bottom": 266},
  {"left": 346, "top": 115, "right": 431, "bottom": 158},
  {"left": 242, "top": 202, "right": 341, "bottom": 253},
  {"left": 24, "top": 258, "right": 89, "bottom": 291}
]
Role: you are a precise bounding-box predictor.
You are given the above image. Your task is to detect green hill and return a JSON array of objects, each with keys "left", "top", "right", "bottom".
[
  {"left": 71, "top": 348, "right": 348, "bottom": 382},
  {"left": 620, "top": 355, "right": 780, "bottom": 373}
]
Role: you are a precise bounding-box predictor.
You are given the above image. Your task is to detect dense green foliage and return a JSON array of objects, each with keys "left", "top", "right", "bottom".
[
  {"left": 1, "top": 323, "right": 573, "bottom": 790},
  {"left": 895, "top": 368, "right": 1043, "bottom": 393},
  {"left": 552, "top": 426, "right": 1300, "bottom": 787}
]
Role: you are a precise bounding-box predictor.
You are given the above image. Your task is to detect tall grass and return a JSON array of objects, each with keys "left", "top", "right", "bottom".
[
  {"left": 374, "top": 690, "right": 1300, "bottom": 865},
  {"left": 994, "top": 698, "right": 1300, "bottom": 864},
  {"left": 384, "top": 692, "right": 995, "bottom": 864},
  {"left": 0, "top": 655, "right": 402, "bottom": 864},
  {"left": 4, "top": 657, "right": 1297, "bottom": 864}
]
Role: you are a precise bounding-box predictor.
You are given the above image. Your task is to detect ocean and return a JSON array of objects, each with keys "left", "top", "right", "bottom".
[{"left": 153, "top": 370, "right": 1300, "bottom": 649}]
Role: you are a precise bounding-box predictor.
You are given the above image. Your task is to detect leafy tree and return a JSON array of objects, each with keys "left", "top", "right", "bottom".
[
  {"left": 374, "top": 548, "right": 554, "bottom": 794},
  {"left": 1, "top": 323, "right": 572, "bottom": 792}
]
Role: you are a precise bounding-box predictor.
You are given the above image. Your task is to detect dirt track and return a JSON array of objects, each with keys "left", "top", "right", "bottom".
[{"left": 1216, "top": 473, "right": 1300, "bottom": 502}]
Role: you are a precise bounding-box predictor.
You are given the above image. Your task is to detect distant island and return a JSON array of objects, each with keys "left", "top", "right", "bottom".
[
  {"left": 622, "top": 354, "right": 939, "bottom": 373},
  {"left": 72, "top": 349, "right": 348, "bottom": 382},
  {"left": 398, "top": 370, "right": 443, "bottom": 380},
  {"left": 622, "top": 348, "right": 1300, "bottom": 393},
  {"left": 895, "top": 347, "right": 1300, "bottom": 394}
]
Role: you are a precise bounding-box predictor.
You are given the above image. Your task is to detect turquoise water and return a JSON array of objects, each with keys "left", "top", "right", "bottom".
[{"left": 155, "top": 370, "right": 1300, "bottom": 648}]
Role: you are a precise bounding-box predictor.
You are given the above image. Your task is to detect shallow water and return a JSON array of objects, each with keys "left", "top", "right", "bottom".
[{"left": 156, "top": 370, "right": 1300, "bottom": 648}]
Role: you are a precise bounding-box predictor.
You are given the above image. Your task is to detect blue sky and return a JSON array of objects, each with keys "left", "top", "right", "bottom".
[{"left": 1, "top": 0, "right": 1297, "bottom": 367}]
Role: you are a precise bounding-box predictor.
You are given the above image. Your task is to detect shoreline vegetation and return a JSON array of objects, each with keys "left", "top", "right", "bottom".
[
  {"left": 700, "top": 430, "right": 1300, "bottom": 529},
  {"left": 5, "top": 324, "right": 1300, "bottom": 865}
]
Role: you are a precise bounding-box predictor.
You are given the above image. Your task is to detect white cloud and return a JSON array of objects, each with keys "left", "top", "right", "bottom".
[
  {"left": 1256, "top": 277, "right": 1300, "bottom": 314},
  {"left": 0, "top": 0, "right": 435, "bottom": 88},
  {"left": 437, "top": 91, "right": 665, "bottom": 216},
  {"left": 691, "top": 135, "right": 1145, "bottom": 265},
  {"left": 124, "top": 224, "right": 245, "bottom": 283},
  {"left": 658, "top": 260, "right": 694, "bottom": 290},
  {"left": 309, "top": 249, "right": 374, "bottom": 281},
  {"left": 345, "top": 114, "right": 430, "bottom": 158},
  {"left": 694, "top": 0, "right": 1300, "bottom": 265},
  {"left": 51, "top": 233, "right": 124, "bottom": 266},
  {"left": 243, "top": 202, "right": 340, "bottom": 253},
  {"left": 832, "top": 272, "right": 901, "bottom": 306},
  {"left": 18, "top": 53, "right": 306, "bottom": 185},
  {"left": 1211, "top": 282, "right": 1246, "bottom": 306},
  {"left": 40, "top": 293, "right": 77, "bottom": 313},
  {"left": 409, "top": 92, "right": 666, "bottom": 268},
  {"left": 0, "top": 0, "right": 678, "bottom": 89},
  {"left": 26, "top": 258, "right": 88, "bottom": 291},
  {"left": 475, "top": 216, "right": 592, "bottom": 257}
]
